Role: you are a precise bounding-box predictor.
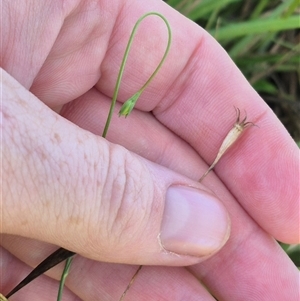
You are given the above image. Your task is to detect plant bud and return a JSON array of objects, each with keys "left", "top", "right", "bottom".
[{"left": 119, "top": 91, "right": 141, "bottom": 117}]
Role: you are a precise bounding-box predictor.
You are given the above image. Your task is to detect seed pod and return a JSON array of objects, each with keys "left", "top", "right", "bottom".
[
  {"left": 119, "top": 91, "right": 142, "bottom": 117},
  {"left": 199, "top": 107, "right": 256, "bottom": 182}
]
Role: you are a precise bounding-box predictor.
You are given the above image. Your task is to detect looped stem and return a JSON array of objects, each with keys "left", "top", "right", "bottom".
[{"left": 102, "top": 12, "right": 172, "bottom": 136}]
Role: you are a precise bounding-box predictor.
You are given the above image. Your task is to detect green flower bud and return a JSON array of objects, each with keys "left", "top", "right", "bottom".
[{"left": 119, "top": 91, "right": 141, "bottom": 117}]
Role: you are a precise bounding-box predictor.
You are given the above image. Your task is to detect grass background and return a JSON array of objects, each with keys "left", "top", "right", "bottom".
[{"left": 165, "top": 0, "right": 300, "bottom": 267}]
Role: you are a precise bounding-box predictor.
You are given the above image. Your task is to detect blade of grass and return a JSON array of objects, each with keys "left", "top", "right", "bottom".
[
  {"left": 250, "top": 0, "right": 269, "bottom": 19},
  {"left": 187, "top": 0, "right": 240, "bottom": 21},
  {"left": 282, "top": 0, "right": 300, "bottom": 18},
  {"left": 270, "top": 0, "right": 298, "bottom": 18},
  {"left": 205, "top": 4, "right": 221, "bottom": 30},
  {"left": 210, "top": 15, "right": 300, "bottom": 41},
  {"left": 165, "top": 0, "right": 183, "bottom": 7},
  {"left": 249, "top": 43, "right": 300, "bottom": 84},
  {"left": 252, "top": 79, "right": 278, "bottom": 94},
  {"left": 228, "top": 34, "right": 262, "bottom": 58}
]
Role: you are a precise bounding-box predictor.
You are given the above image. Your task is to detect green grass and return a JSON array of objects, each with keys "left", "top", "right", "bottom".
[{"left": 165, "top": 0, "right": 300, "bottom": 268}]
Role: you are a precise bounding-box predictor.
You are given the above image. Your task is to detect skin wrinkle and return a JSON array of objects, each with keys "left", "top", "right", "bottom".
[
  {"left": 2, "top": 154, "right": 16, "bottom": 230},
  {"left": 157, "top": 18, "right": 202, "bottom": 104},
  {"left": 114, "top": 152, "right": 135, "bottom": 240},
  {"left": 122, "top": 153, "right": 150, "bottom": 238},
  {"left": 64, "top": 137, "right": 110, "bottom": 250},
  {"left": 76, "top": 142, "right": 99, "bottom": 243},
  {"left": 84, "top": 142, "right": 123, "bottom": 250},
  {"left": 2, "top": 94, "right": 38, "bottom": 232},
  {"left": 156, "top": 37, "right": 205, "bottom": 115},
  {"left": 46, "top": 141, "right": 68, "bottom": 230},
  {"left": 63, "top": 135, "right": 100, "bottom": 243},
  {"left": 82, "top": 149, "right": 97, "bottom": 238},
  {"left": 102, "top": 143, "right": 125, "bottom": 246},
  {"left": 88, "top": 140, "right": 111, "bottom": 248},
  {"left": 26, "top": 2, "right": 39, "bottom": 73},
  {"left": 107, "top": 145, "right": 140, "bottom": 248},
  {"left": 1, "top": 3, "right": 17, "bottom": 74},
  {"left": 11, "top": 3, "right": 42, "bottom": 87}
]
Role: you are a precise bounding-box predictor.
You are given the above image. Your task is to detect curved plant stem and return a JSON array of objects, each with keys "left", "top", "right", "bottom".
[
  {"left": 102, "top": 11, "right": 172, "bottom": 135},
  {"left": 135, "top": 14, "right": 172, "bottom": 94}
]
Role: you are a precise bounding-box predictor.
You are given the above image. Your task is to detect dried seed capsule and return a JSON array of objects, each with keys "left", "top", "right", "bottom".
[{"left": 199, "top": 107, "right": 256, "bottom": 182}]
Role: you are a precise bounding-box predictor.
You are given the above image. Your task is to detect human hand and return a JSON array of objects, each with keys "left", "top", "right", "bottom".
[{"left": 1, "top": 1, "right": 299, "bottom": 300}]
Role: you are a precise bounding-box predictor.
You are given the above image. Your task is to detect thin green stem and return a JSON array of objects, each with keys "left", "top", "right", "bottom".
[
  {"left": 137, "top": 14, "right": 172, "bottom": 94},
  {"left": 57, "top": 257, "right": 73, "bottom": 301},
  {"left": 102, "top": 12, "right": 172, "bottom": 135}
]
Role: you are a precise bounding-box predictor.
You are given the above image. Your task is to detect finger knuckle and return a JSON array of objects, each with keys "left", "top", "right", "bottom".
[{"left": 100, "top": 144, "right": 153, "bottom": 250}]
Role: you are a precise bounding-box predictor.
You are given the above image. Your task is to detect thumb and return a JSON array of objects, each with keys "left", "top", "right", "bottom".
[{"left": 2, "top": 70, "right": 230, "bottom": 266}]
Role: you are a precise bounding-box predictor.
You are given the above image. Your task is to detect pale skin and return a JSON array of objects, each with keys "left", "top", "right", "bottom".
[{"left": 1, "top": 1, "right": 299, "bottom": 300}]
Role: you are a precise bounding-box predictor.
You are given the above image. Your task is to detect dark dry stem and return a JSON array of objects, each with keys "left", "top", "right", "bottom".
[
  {"left": 118, "top": 265, "right": 143, "bottom": 301},
  {"left": 5, "top": 248, "right": 75, "bottom": 298}
]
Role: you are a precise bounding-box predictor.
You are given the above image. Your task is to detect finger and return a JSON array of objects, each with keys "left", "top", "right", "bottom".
[
  {"left": 190, "top": 230, "right": 299, "bottom": 301},
  {"left": 2, "top": 0, "right": 110, "bottom": 97},
  {"left": 2, "top": 0, "right": 69, "bottom": 89},
  {"left": 2, "top": 236, "right": 216, "bottom": 301},
  {"left": 2, "top": 70, "right": 230, "bottom": 265}
]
